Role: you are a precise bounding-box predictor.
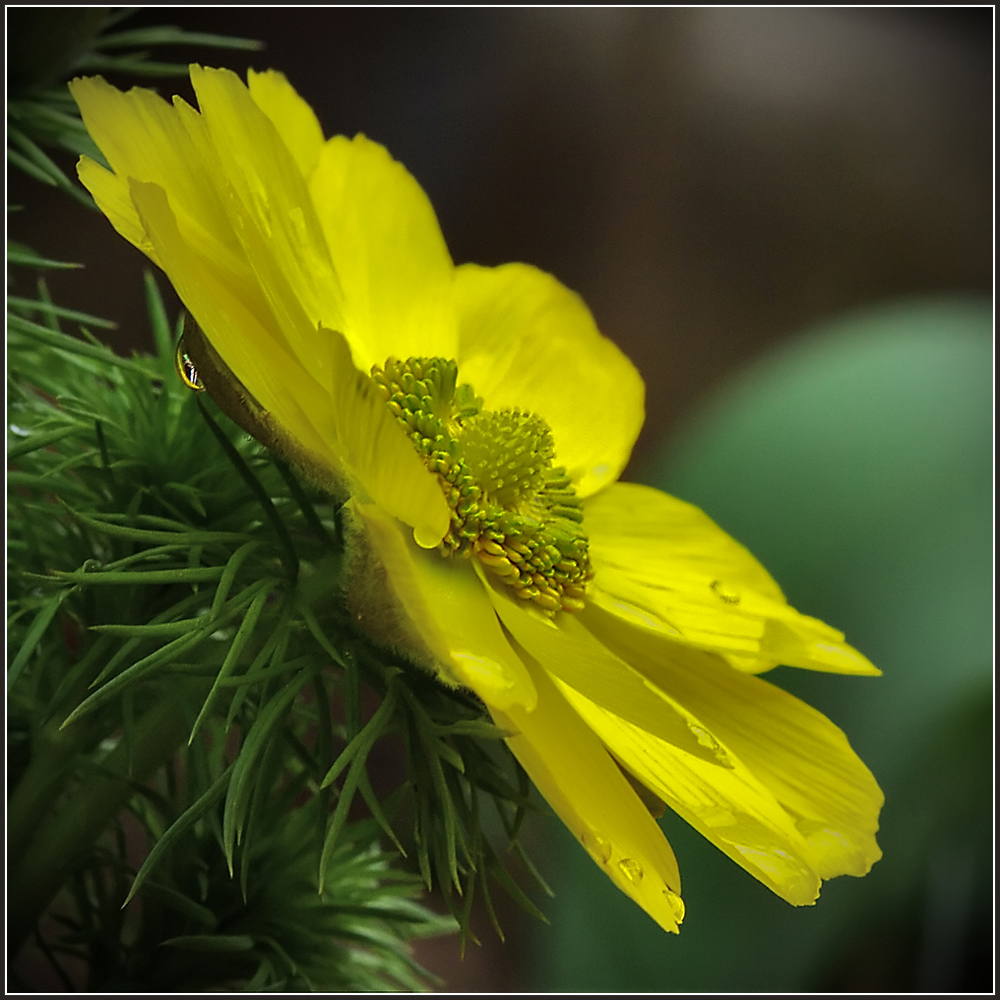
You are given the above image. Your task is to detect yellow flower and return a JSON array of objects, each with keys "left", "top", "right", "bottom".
[{"left": 71, "top": 66, "right": 882, "bottom": 934}]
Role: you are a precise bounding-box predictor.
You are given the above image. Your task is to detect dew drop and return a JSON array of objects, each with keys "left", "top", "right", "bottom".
[
  {"left": 710, "top": 579, "right": 741, "bottom": 605},
  {"left": 663, "top": 889, "right": 685, "bottom": 922},
  {"left": 581, "top": 831, "right": 612, "bottom": 865},
  {"left": 617, "top": 857, "right": 644, "bottom": 885},
  {"left": 687, "top": 723, "right": 735, "bottom": 768},
  {"left": 688, "top": 723, "right": 718, "bottom": 751},
  {"left": 289, "top": 206, "right": 307, "bottom": 243},
  {"left": 174, "top": 342, "right": 204, "bottom": 392}
]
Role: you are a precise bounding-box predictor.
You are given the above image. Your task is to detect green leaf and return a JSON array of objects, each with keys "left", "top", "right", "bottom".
[
  {"left": 222, "top": 670, "right": 312, "bottom": 869},
  {"left": 296, "top": 603, "right": 346, "bottom": 670},
  {"left": 138, "top": 880, "right": 218, "bottom": 928},
  {"left": 318, "top": 686, "right": 399, "bottom": 889},
  {"left": 432, "top": 718, "right": 508, "bottom": 740},
  {"left": 357, "top": 771, "right": 405, "bottom": 857},
  {"left": 273, "top": 459, "right": 337, "bottom": 550},
  {"left": 7, "top": 471, "right": 97, "bottom": 503},
  {"left": 70, "top": 54, "right": 193, "bottom": 77},
  {"left": 90, "top": 615, "right": 208, "bottom": 640},
  {"left": 91, "top": 26, "right": 263, "bottom": 51},
  {"left": 210, "top": 541, "right": 267, "bottom": 618},
  {"left": 223, "top": 611, "right": 292, "bottom": 723},
  {"left": 188, "top": 580, "right": 277, "bottom": 744},
  {"left": 434, "top": 738, "right": 466, "bottom": 775},
  {"left": 7, "top": 426, "right": 81, "bottom": 460},
  {"left": 8, "top": 295, "right": 117, "bottom": 329},
  {"left": 7, "top": 147, "right": 58, "bottom": 186},
  {"left": 93, "top": 581, "right": 265, "bottom": 691},
  {"left": 511, "top": 837, "right": 555, "bottom": 898},
  {"left": 6, "top": 242, "right": 81, "bottom": 269},
  {"left": 319, "top": 685, "right": 397, "bottom": 791},
  {"left": 7, "top": 587, "right": 73, "bottom": 691},
  {"left": 481, "top": 836, "right": 548, "bottom": 925},
  {"left": 50, "top": 565, "right": 226, "bottom": 585},
  {"left": 197, "top": 399, "right": 299, "bottom": 580},
  {"left": 95, "top": 545, "right": 200, "bottom": 574},
  {"left": 7, "top": 128, "right": 94, "bottom": 207},
  {"left": 162, "top": 934, "right": 255, "bottom": 952},
  {"left": 67, "top": 506, "right": 251, "bottom": 547},
  {"left": 62, "top": 627, "right": 212, "bottom": 727},
  {"left": 143, "top": 270, "right": 175, "bottom": 374},
  {"left": 8, "top": 314, "right": 152, "bottom": 375}
]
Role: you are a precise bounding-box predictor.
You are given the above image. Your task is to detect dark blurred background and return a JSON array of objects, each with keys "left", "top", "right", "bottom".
[
  {"left": 8, "top": 8, "right": 993, "bottom": 992},
  {"left": 9, "top": 8, "right": 991, "bottom": 474}
]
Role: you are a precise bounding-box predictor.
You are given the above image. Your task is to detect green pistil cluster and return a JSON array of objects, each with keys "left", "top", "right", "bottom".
[{"left": 371, "top": 357, "right": 592, "bottom": 614}]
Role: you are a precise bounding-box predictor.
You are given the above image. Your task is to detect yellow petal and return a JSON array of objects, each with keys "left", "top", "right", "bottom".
[
  {"left": 586, "top": 483, "right": 879, "bottom": 675},
  {"left": 557, "top": 677, "right": 822, "bottom": 906},
  {"left": 128, "top": 178, "right": 343, "bottom": 481},
  {"left": 350, "top": 502, "right": 536, "bottom": 710},
  {"left": 453, "top": 263, "right": 644, "bottom": 497},
  {"left": 476, "top": 568, "right": 729, "bottom": 766},
  {"left": 76, "top": 155, "right": 159, "bottom": 265},
  {"left": 309, "top": 134, "right": 457, "bottom": 371},
  {"left": 480, "top": 569, "right": 828, "bottom": 905},
  {"left": 491, "top": 649, "right": 685, "bottom": 934},
  {"left": 757, "top": 615, "right": 882, "bottom": 675},
  {"left": 133, "top": 172, "right": 448, "bottom": 544},
  {"left": 70, "top": 75, "right": 242, "bottom": 272},
  {"left": 323, "top": 329, "right": 450, "bottom": 548},
  {"left": 188, "top": 66, "right": 344, "bottom": 375},
  {"left": 584, "top": 602, "right": 883, "bottom": 889},
  {"left": 73, "top": 69, "right": 345, "bottom": 391},
  {"left": 247, "top": 68, "right": 325, "bottom": 180}
]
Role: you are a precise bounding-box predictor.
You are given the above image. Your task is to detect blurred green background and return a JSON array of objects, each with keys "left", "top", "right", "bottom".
[
  {"left": 532, "top": 298, "right": 992, "bottom": 992},
  {"left": 9, "top": 8, "right": 991, "bottom": 992}
]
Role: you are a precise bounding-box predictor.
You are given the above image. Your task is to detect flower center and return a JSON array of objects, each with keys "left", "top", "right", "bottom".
[{"left": 371, "top": 357, "right": 592, "bottom": 614}]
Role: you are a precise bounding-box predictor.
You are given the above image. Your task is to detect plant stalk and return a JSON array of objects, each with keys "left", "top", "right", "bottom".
[{"left": 8, "top": 694, "right": 190, "bottom": 954}]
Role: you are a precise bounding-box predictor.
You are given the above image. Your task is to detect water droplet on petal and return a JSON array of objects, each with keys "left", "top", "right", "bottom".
[
  {"left": 687, "top": 723, "right": 735, "bottom": 768},
  {"left": 663, "top": 888, "right": 685, "bottom": 922},
  {"left": 175, "top": 341, "right": 204, "bottom": 392},
  {"left": 710, "top": 579, "right": 741, "bottom": 605},
  {"left": 688, "top": 723, "right": 718, "bottom": 751},
  {"left": 617, "top": 857, "right": 644, "bottom": 884},
  {"left": 582, "top": 831, "right": 612, "bottom": 865}
]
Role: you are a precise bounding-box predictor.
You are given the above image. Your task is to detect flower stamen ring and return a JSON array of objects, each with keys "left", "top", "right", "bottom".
[{"left": 371, "top": 357, "right": 593, "bottom": 615}]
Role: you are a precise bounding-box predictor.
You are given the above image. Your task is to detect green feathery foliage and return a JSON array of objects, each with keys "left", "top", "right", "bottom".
[
  {"left": 8, "top": 11, "right": 549, "bottom": 991},
  {"left": 7, "top": 259, "right": 550, "bottom": 990},
  {"left": 8, "top": 8, "right": 262, "bottom": 207}
]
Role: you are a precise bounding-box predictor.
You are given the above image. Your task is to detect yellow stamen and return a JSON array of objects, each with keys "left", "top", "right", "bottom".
[{"left": 371, "top": 356, "right": 594, "bottom": 614}]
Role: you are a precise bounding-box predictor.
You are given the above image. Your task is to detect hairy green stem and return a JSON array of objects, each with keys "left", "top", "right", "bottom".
[
  {"left": 8, "top": 694, "right": 190, "bottom": 954},
  {"left": 7, "top": 706, "right": 104, "bottom": 865},
  {"left": 8, "top": 643, "right": 111, "bottom": 864}
]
